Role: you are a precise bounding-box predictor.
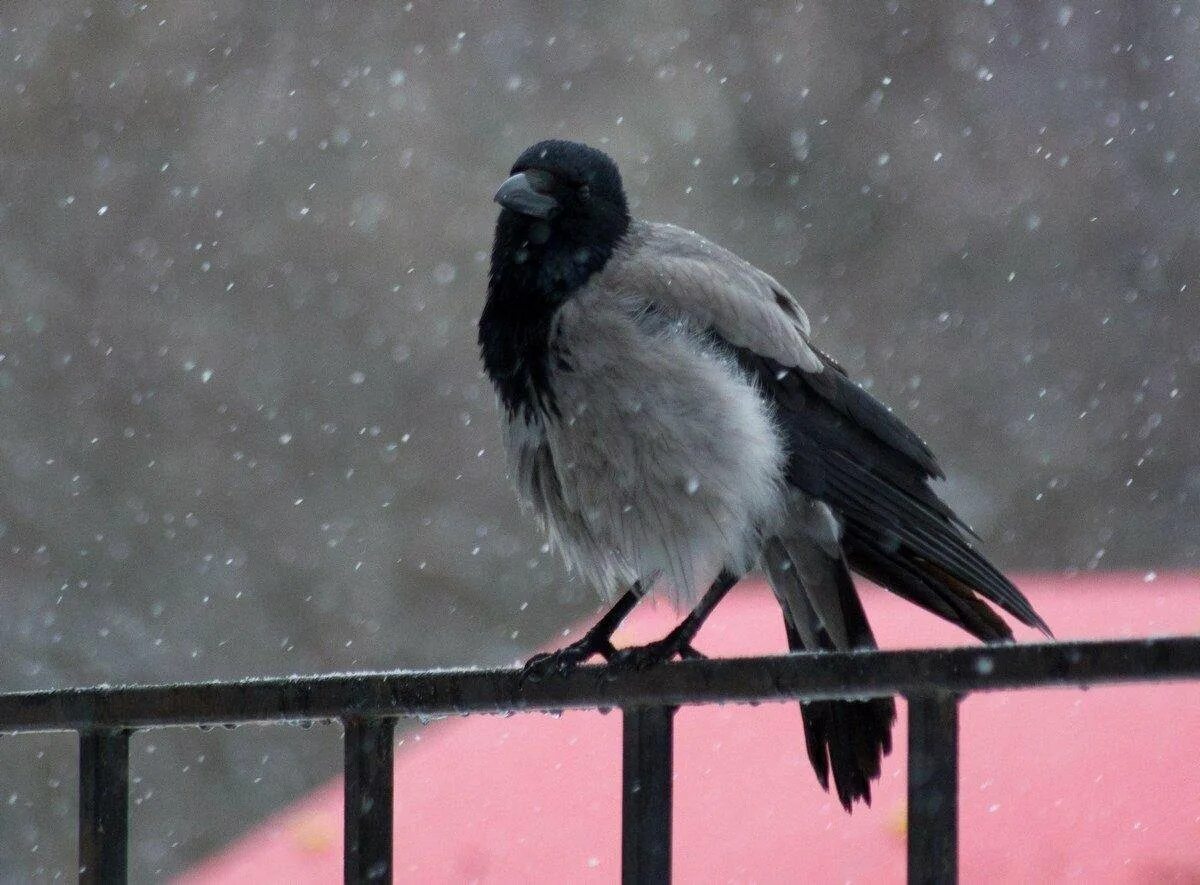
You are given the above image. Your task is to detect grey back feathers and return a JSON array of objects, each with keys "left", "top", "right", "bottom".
[{"left": 606, "top": 222, "right": 824, "bottom": 373}]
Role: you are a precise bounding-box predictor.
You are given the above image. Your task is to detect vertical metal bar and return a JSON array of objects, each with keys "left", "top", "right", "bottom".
[
  {"left": 621, "top": 705, "right": 675, "bottom": 885},
  {"left": 907, "top": 692, "right": 960, "bottom": 885},
  {"left": 343, "top": 716, "right": 395, "bottom": 883},
  {"left": 79, "top": 727, "right": 130, "bottom": 884}
]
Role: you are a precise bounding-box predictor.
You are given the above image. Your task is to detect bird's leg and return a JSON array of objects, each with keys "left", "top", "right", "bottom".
[
  {"left": 610, "top": 570, "right": 740, "bottom": 671},
  {"left": 521, "top": 581, "right": 645, "bottom": 681}
]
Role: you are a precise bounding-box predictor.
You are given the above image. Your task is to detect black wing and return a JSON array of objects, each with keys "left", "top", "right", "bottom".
[{"left": 727, "top": 341, "right": 1050, "bottom": 642}]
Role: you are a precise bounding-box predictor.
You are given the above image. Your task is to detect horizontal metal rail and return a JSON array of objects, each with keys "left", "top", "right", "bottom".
[
  {"left": 0, "top": 635, "right": 1196, "bottom": 732},
  {"left": 2, "top": 633, "right": 1197, "bottom": 884}
]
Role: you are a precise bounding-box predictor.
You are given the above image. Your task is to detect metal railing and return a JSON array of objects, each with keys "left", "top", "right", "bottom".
[{"left": 1, "top": 635, "right": 1198, "bottom": 883}]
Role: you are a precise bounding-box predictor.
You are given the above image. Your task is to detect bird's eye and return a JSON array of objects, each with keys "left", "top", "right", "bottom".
[{"left": 578, "top": 184, "right": 591, "bottom": 199}]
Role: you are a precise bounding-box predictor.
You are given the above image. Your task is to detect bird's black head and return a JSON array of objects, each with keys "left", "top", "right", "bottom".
[
  {"left": 490, "top": 140, "right": 630, "bottom": 295},
  {"left": 481, "top": 140, "right": 631, "bottom": 419}
]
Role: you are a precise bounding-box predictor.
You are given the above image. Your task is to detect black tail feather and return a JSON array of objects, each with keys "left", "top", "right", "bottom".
[
  {"left": 783, "top": 616, "right": 896, "bottom": 812},
  {"left": 801, "top": 696, "right": 896, "bottom": 811}
]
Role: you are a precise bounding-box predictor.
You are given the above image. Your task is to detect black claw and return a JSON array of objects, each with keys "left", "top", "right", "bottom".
[
  {"left": 520, "top": 633, "right": 614, "bottom": 683},
  {"left": 520, "top": 649, "right": 582, "bottom": 683},
  {"left": 520, "top": 652, "right": 564, "bottom": 683},
  {"left": 609, "top": 636, "right": 695, "bottom": 672}
]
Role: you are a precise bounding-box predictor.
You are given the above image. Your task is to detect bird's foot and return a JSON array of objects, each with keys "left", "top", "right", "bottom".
[
  {"left": 609, "top": 635, "right": 706, "bottom": 671},
  {"left": 521, "top": 632, "right": 617, "bottom": 682}
]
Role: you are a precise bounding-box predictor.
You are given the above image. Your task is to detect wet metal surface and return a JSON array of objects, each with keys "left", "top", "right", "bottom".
[
  {"left": 0, "top": 636, "right": 1196, "bottom": 733},
  {"left": 622, "top": 706, "right": 676, "bottom": 884},
  {"left": 78, "top": 727, "right": 129, "bottom": 884},
  {"left": 907, "top": 693, "right": 960, "bottom": 885},
  {"left": 4, "top": 633, "right": 1198, "bottom": 884}
]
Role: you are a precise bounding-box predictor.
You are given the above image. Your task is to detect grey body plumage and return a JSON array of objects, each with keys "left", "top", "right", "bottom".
[
  {"left": 506, "top": 219, "right": 795, "bottom": 605},
  {"left": 481, "top": 139, "right": 1049, "bottom": 810}
]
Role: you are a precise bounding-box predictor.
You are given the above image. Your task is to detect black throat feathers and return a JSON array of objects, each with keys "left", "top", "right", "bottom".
[{"left": 480, "top": 209, "right": 630, "bottom": 421}]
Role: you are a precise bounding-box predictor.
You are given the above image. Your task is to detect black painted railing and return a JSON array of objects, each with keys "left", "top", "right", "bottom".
[{"left": 1, "top": 635, "right": 1198, "bottom": 883}]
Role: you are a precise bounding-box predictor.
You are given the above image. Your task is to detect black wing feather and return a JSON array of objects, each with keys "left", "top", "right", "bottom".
[
  {"left": 725, "top": 341, "right": 1051, "bottom": 639},
  {"left": 803, "top": 349, "right": 944, "bottom": 480}
]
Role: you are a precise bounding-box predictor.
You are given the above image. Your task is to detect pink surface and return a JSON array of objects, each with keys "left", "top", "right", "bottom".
[{"left": 177, "top": 573, "right": 1200, "bottom": 884}]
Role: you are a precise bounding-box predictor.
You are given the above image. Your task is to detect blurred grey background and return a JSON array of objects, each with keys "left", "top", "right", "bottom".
[{"left": 0, "top": 0, "right": 1196, "bottom": 878}]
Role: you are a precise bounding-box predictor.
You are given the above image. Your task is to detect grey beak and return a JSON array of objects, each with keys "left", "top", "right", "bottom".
[{"left": 493, "top": 172, "right": 558, "bottom": 219}]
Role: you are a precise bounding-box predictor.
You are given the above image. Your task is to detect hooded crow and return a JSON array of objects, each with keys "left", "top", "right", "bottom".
[{"left": 480, "top": 139, "right": 1051, "bottom": 811}]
